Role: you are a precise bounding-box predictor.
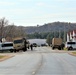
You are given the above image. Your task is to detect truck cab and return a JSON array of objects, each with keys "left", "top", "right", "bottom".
[{"left": 13, "top": 38, "right": 27, "bottom": 52}]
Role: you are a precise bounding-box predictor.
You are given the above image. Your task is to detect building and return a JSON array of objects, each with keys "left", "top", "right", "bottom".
[{"left": 67, "top": 30, "right": 76, "bottom": 42}]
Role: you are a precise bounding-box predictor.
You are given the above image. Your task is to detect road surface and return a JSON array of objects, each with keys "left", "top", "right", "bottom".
[{"left": 0, "top": 47, "right": 76, "bottom": 75}]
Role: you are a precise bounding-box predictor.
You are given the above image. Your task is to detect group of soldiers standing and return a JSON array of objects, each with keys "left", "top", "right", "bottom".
[{"left": 24, "top": 40, "right": 33, "bottom": 51}]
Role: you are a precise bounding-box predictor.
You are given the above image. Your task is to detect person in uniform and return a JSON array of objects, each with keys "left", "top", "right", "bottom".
[{"left": 30, "top": 44, "right": 33, "bottom": 51}]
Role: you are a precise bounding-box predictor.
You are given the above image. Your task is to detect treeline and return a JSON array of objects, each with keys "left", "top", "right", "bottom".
[
  {"left": 27, "top": 31, "right": 67, "bottom": 43},
  {"left": 0, "top": 17, "right": 68, "bottom": 42},
  {"left": 27, "top": 32, "right": 49, "bottom": 39}
]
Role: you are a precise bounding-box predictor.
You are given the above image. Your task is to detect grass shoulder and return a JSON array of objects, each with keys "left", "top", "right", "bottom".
[
  {"left": 68, "top": 51, "right": 76, "bottom": 56},
  {"left": 72, "top": 52, "right": 76, "bottom": 55},
  {"left": 0, "top": 55, "right": 5, "bottom": 59},
  {"left": 0, "top": 55, "right": 14, "bottom": 62}
]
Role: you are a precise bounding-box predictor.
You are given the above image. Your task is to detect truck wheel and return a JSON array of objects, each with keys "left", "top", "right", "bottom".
[
  {"left": 10, "top": 49, "right": 13, "bottom": 53},
  {"left": 23, "top": 48, "right": 26, "bottom": 52},
  {"left": 52, "top": 47, "right": 54, "bottom": 50},
  {"left": 17, "top": 50, "right": 19, "bottom": 52},
  {"left": 68, "top": 47, "right": 70, "bottom": 50},
  {"left": 68, "top": 47, "right": 73, "bottom": 50},
  {"left": 23, "top": 50, "right": 25, "bottom": 52},
  {"left": 58, "top": 47, "right": 61, "bottom": 50},
  {"left": 14, "top": 49, "right": 16, "bottom": 53}
]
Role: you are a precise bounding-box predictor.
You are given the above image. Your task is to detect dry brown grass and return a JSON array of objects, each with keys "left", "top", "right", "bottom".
[
  {"left": 0, "top": 55, "right": 14, "bottom": 62},
  {"left": 0, "top": 55, "right": 5, "bottom": 59},
  {"left": 69, "top": 52, "right": 76, "bottom": 56},
  {"left": 72, "top": 52, "right": 76, "bottom": 54}
]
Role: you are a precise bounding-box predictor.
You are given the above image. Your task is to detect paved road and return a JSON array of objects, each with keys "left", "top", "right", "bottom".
[{"left": 0, "top": 47, "right": 76, "bottom": 75}]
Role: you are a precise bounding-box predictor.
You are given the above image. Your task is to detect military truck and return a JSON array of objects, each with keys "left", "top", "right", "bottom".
[
  {"left": 13, "top": 37, "right": 27, "bottom": 52},
  {"left": 52, "top": 38, "right": 64, "bottom": 50}
]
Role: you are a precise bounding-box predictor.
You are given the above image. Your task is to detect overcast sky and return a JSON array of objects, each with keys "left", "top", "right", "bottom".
[{"left": 0, "top": 0, "right": 76, "bottom": 26}]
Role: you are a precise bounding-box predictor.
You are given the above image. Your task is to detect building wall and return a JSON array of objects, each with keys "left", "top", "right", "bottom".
[
  {"left": 67, "top": 34, "right": 70, "bottom": 42},
  {"left": 67, "top": 30, "right": 76, "bottom": 42}
]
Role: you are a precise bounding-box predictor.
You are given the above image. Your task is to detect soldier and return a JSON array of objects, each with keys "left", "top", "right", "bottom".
[
  {"left": 30, "top": 44, "right": 33, "bottom": 51},
  {"left": 23, "top": 38, "right": 27, "bottom": 51}
]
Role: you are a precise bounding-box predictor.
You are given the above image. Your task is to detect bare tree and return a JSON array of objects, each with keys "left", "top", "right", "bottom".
[
  {"left": 17, "top": 26, "right": 26, "bottom": 37},
  {"left": 5, "top": 25, "right": 26, "bottom": 39},
  {"left": 0, "top": 17, "right": 26, "bottom": 42},
  {"left": 0, "top": 17, "right": 8, "bottom": 42}
]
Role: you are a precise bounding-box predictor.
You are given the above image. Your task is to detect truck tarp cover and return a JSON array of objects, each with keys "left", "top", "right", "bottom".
[{"left": 52, "top": 38, "right": 62, "bottom": 45}]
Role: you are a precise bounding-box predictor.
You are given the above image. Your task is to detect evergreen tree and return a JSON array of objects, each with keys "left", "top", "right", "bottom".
[{"left": 46, "top": 34, "right": 51, "bottom": 46}]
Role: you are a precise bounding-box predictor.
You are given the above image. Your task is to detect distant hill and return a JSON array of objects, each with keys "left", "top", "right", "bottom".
[{"left": 24, "top": 22, "right": 76, "bottom": 34}]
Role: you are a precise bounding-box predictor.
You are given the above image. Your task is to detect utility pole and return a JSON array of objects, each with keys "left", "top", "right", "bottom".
[
  {"left": 68, "top": 22, "right": 70, "bottom": 42},
  {"left": 53, "top": 31, "right": 55, "bottom": 38},
  {"left": 59, "top": 29, "right": 61, "bottom": 38},
  {"left": 64, "top": 24, "right": 66, "bottom": 43}
]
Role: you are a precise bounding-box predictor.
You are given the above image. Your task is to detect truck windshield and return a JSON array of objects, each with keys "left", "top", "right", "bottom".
[
  {"left": 2, "top": 43, "right": 13, "bottom": 47},
  {"left": 14, "top": 40, "right": 23, "bottom": 44},
  {"left": 67, "top": 42, "right": 76, "bottom": 44}
]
